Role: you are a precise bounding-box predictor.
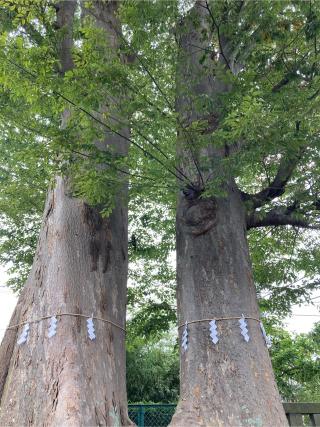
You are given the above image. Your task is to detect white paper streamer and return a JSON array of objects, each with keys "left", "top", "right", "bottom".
[
  {"left": 48, "top": 316, "right": 58, "bottom": 338},
  {"left": 17, "top": 323, "right": 30, "bottom": 345},
  {"left": 239, "top": 314, "right": 250, "bottom": 342},
  {"left": 260, "top": 321, "right": 272, "bottom": 348},
  {"left": 181, "top": 322, "right": 188, "bottom": 351},
  {"left": 87, "top": 317, "right": 96, "bottom": 340},
  {"left": 209, "top": 320, "right": 219, "bottom": 344}
]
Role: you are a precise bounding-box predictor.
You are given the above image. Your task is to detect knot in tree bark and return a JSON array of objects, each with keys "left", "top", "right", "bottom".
[{"left": 184, "top": 198, "right": 217, "bottom": 236}]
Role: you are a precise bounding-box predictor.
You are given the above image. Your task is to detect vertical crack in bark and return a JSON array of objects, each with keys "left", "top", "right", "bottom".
[
  {"left": 94, "top": 406, "right": 101, "bottom": 426},
  {"left": 51, "top": 377, "right": 59, "bottom": 412},
  {"left": 27, "top": 408, "right": 34, "bottom": 426},
  {"left": 45, "top": 192, "right": 55, "bottom": 220},
  {"left": 83, "top": 203, "right": 112, "bottom": 272}
]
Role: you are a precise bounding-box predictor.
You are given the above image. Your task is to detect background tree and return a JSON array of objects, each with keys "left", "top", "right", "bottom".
[
  {"left": 126, "top": 335, "right": 179, "bottom": 404},
  {"left": 271, "top": 322, "right": 320, "bottom": 402}
]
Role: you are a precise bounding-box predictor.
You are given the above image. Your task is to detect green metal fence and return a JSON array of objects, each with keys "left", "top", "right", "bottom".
[
  {"left": 128, "top": 404, "right": 175, "bottom": 427},
  {"left": 128, "top": 403, "right": 320, "bottom": 427}
]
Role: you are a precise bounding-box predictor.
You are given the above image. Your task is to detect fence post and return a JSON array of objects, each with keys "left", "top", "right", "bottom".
[{"left": 137, "top": 405, "right": 145, "bottom": 427}]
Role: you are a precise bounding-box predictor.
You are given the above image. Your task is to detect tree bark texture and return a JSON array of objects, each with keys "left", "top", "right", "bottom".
[
  {"left": 171, "top": 2, "right": 288, "bottom": 426},
  {"left": 0, "top": 178, "right": 131, "bottom": 426},
  {"left": 0, "top": 1, "right": 132, "bottom": 425}
]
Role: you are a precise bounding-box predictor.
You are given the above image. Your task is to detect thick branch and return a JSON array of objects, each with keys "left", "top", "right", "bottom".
[
  {"left": 55, "top": 0, "right": 76, "bottom": 74},
  {"left": 272, "top": 72, "right": 297, "bottom": 93},
  {"left": 247, "top": 205, "right": 319, "bottom": 230},
  {"left": 203, "top": 1, "right": 232, "bottom": 72},
  {"left": 242, "top": 144, "right": 303, "bottom": 210}
]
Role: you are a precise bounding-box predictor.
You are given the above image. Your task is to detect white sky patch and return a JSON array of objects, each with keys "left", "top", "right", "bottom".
[
  {"left": 285, "top": 299, "right": 320, "bottom": 334},
  {"left": 178, "top": 0, "right": 195, "bottom": 15},
  {"left": 0, "top": 267, "right": 17, "bottom": 343}
]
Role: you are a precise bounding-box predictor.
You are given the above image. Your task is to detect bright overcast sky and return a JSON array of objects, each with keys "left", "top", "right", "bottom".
[{"left": 1, "top": 265, "right": 319, "bottom": 343}]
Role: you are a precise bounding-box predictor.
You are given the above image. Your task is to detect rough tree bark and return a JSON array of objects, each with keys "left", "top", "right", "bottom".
[
  {"left": 170, "top": 2, "right": 288, "bottom": 426},
  {"left": 0, "top": 2, "right": 132, "bottom": 425}
]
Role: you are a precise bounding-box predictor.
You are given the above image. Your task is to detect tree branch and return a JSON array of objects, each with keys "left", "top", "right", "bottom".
[
  {"left": 242, "top": 140, "right": 304, "bottom": 210},
  {"left": 247, "top": 205, "right": 320, "bottom": 230},
  {"left": 201, "top": 1, "right": 232, "bottom": 72},
  {"left": 271, "top": 73, "right": 296, "bottom": 93}
]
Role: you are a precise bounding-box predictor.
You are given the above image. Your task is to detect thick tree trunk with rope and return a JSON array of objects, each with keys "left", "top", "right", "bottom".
[
  {"left": 170, "top": 2, "right": 287, "bottom": 426},
  {"left": 0, "top": 178, "right": 130, "bottom": 426},
  {"left": 0, "top": 2, "right": 132, "bottom": 425}
]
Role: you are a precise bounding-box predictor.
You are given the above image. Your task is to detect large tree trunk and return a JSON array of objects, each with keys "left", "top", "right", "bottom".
[
  {"left": 173, "top": 185, "right": 287, "bottom": 426},
  {"left": 0, "top": 1, "right": 132, "bottom": 425},
  {"left": 0, "top": 178, "right": 131, "bottom": 426},
  {"left": 171, "top": 2, "right": 287, "bottom": 426}
]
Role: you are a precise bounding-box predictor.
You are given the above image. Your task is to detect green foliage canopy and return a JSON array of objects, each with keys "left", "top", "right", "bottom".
[{"left": 0, "top": 0, "right": 318, "bottom": 338}]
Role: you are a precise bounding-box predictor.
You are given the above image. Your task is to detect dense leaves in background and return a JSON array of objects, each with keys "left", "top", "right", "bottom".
[
  {"left": 271, "top": 322, "right": 320, "bottom": 402},
  {"left": 126, "top": 323, "right": 320, "bottom": 403},
  {"left": 126, "top": 336, "right": 179, "bottom": 403}
]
